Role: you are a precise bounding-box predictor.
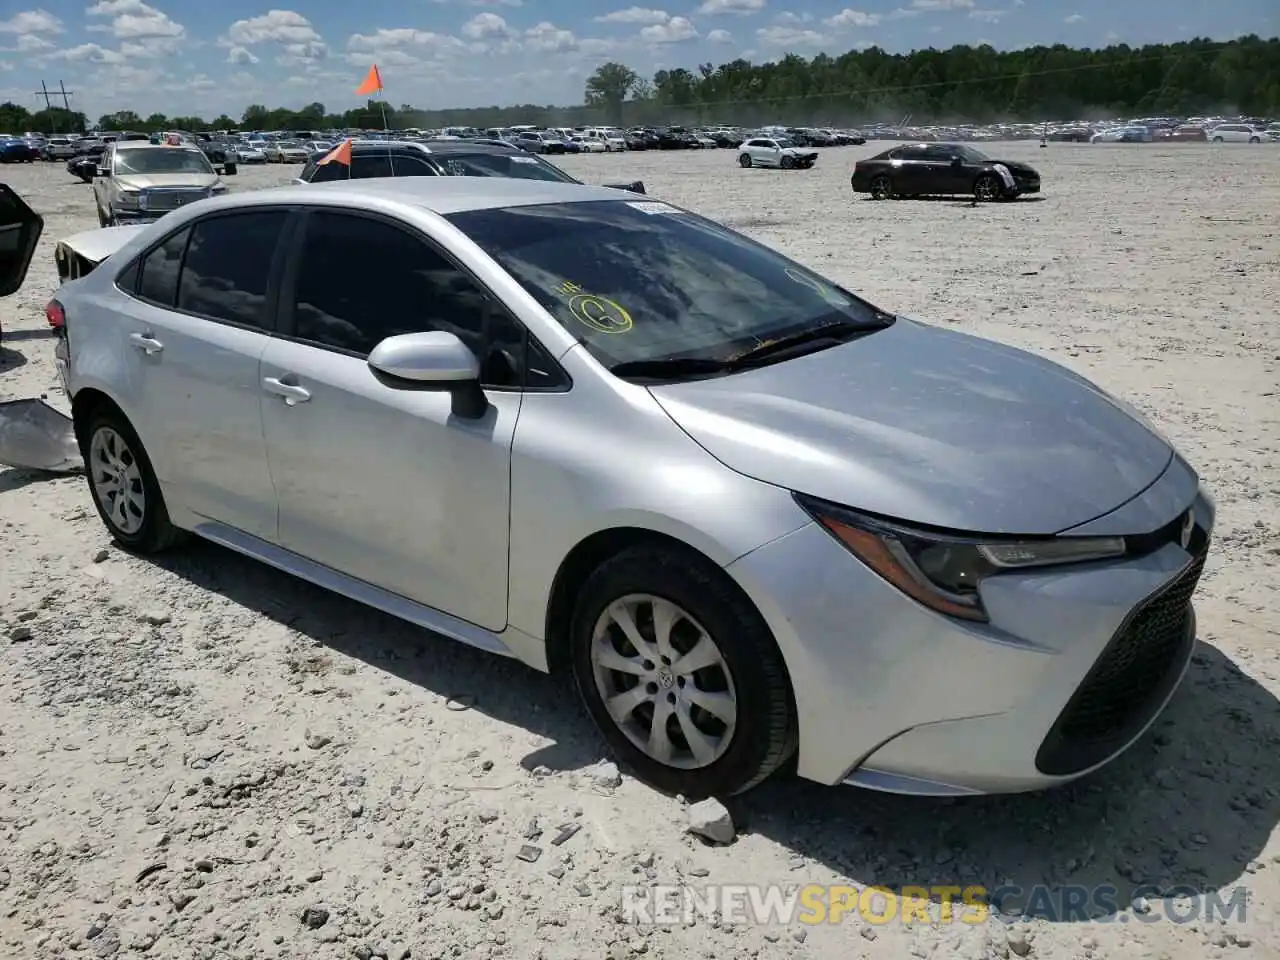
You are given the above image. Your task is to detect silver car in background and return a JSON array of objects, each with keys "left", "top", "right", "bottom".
[
  {"left": 91, "top": 142, "right": 228, "bottom": 227},
  {"left": 49, "top": 178, "right": 1213, "bottom": 798}
]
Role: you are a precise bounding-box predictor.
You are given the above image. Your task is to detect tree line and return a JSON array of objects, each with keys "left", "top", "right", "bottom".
[{"left": 1, "top": 35, "right": 1275, "bottom": 136}]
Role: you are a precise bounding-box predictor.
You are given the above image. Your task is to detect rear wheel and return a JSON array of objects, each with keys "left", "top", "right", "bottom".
[
  {"left": 869, "top": 173, "right": 893, "bottom": 200},
  {"left": 738, "top": 153, "right": 752, "bottom": 168},
  {"left": 570, "top": 545, "right": 797, "bottom": 798},
  {"left": 83, "top": 408, "right": 186, "bottom": 554},
  {"left": 1212, "top": 136, "right": 1223, "bottom": 142},
  {"left": 1249, "top": 137, "right": 1260, "bottom": 144}
]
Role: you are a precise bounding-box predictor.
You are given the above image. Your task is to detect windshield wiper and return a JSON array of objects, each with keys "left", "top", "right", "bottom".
[
  {"left": 608, "top": 356, "right": 733, "bottom": 380},
  {"left": 726, "top": 317, "right": 889, "bottom": 367}
]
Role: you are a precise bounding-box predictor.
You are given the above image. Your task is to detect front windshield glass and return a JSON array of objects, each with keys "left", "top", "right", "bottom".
[
  {"left": 438, "top": 152, "right": 576, "bottom": 182},
  {"left": 448, "top": 200, "right": 889, "bottom": 368},
  {"left": 114, "top": 148, "right": 214, "bottom": 175},
  {"left": 953, "top": 145, "right": 990, "bottom": 162},
  {"left": 774, "top": 137, "right": 795, "bottom": 148}
]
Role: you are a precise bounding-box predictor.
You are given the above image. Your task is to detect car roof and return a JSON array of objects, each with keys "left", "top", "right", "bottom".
[
  {"left": 242, "top": 176, "right": 634, "bottom": 216},
  {"left": 114, "top": 142, "right": 203, "bottom": 151}
]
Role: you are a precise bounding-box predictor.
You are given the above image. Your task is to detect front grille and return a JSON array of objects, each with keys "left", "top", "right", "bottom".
[
  {"left": 140, "top": 189, "right": 207, "bottom": 212},
  {"left": 1035, "top": 544, "right": 1207, "bottom": 777}
]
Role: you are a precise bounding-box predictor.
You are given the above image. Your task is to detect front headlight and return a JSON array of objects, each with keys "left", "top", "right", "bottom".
[
  {"left": 794, "top": 494, "right": 1126, "bottom": 623},
  {"left": 115, "top": 190, "right": 140, "bottom": 208}
]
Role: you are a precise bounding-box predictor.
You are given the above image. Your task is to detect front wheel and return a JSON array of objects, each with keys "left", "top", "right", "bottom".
[
  {"left": 738, "top": 153, "right": 752, "bottom": 168},
  {"left": 82, "top": 409, "right": 186, "bottom": 554},
  {"left": 1212, "top": 136, "right": 1223, "bottom": 142},
  {"left": 1249, "top": 137, "right": 1260, "bottom": 144},
  {"left": 973, "top": 173, "right": 1001, "bottom": 202},
  {"left": 570, "top": 545, "right": 797, "bottom": 798},
  {"left": 780, "top": 155, "right": 795, "bottom": 169}
]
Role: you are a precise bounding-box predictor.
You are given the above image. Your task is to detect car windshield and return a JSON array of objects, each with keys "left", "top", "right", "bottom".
[
  {"left": 448, "top": 200, "right": 890, "bottom": 369},
  {"left": 774, "top": 137, "right": 795, "bottom": 148},
  {"left": 114, "top": 148, "right": 213, "bottom": 175},
  {"left": 952, "top": 145, "right": 990, "bottom": 162},
  {"left": 437, "top": 152, "right": 577, "bottom": 182}
]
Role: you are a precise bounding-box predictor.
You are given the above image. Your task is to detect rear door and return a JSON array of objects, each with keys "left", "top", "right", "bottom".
[{"left": 111, "top": 209, "right": 291, "bottom": 540}]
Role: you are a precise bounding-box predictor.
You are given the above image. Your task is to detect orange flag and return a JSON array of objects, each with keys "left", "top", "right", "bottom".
[
  {"left": 317, "top": 138, "right": 352, "bottom": 166},
  {"left": 355, "top": 64, "right": 383, "bottom": 96}
]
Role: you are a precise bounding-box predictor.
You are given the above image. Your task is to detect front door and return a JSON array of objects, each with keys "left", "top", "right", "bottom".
[
  {"left": 110, "top": 209, "right": 289, "bottom": 540},
  {"left": 260, "top": 209, "right": 519, "bottom": 631}
]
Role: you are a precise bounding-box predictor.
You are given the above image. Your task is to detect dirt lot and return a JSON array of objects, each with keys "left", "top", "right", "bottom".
[{"left": 1, "top": 143, "right": 1278, "bottom": 960}]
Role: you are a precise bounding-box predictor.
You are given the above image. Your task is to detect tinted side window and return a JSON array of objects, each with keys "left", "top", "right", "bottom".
[
  {"left": 290, "top": 212, "right": 488, "bottom": 360},
  {"left": 136, "top": 227, "right": 190, "bottom": 306},
  {"left": 177, "top": 211, "right": 287, "bottom": 328},
  {"left": 350, "top": 154, "right": 393, "bottom": 179},
  {"left": 387, "top": 155, "right": 439, "bottom": 177}
]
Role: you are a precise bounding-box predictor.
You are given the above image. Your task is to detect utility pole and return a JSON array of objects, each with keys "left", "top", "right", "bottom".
[{"left": 31, "top": 81, "right": 77, "bottom": 132}]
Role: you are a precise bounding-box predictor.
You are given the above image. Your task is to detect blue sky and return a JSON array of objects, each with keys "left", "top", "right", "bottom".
[{"left": 1, "top": 0, "right": 1276, "bottom": 119}]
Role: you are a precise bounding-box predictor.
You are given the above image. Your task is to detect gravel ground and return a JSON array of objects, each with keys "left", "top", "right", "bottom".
[{"left": 1, "top": 143, "right": 1278, "bottom": 960}]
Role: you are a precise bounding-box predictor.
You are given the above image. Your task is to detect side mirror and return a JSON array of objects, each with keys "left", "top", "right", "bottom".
[
  {"left": 0, "top": 185, "right": 45, "bottom": 298},
  {"left": 950, "top": 156, "right": 963, "bottom": 167},
  {"left": 602, "top": 180, "right": 646, "bottom": 195},
  {"left": 367, "top": 331, "right": 488, "bottom": 419}
]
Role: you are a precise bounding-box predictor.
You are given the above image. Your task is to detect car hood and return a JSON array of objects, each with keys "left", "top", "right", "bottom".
[
  {"left": 781, "top": 147, "right": 819, "bottom": 156},
  {"left": 116, "top": 173, "right": 218, "bottom": 190},
  {"left": 648, "top": 319, "right": 1173, "bottom": 535}
]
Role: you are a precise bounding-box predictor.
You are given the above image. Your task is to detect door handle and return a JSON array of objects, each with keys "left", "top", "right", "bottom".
[
  {"left": 129, "top": 332, "right": 163, "bottom": 355},
  {"left": 262, "top": 376, "right": 311, "bottom": 405}
]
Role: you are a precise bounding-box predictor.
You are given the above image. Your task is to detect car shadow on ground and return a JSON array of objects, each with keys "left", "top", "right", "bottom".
[
  {"left": 0, "top": 346, "right": 29, "bottom": 373},
  {"left": 1, "top": 329, "right": 55, "bottom": 342},
  {"left": 152, "top": 540, "right": 1277, "bottom": 922}
]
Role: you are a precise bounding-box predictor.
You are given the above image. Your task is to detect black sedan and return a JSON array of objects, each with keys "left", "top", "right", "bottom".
[{"left": 851, "top": 143, "right": 1041, "bottom": 201}]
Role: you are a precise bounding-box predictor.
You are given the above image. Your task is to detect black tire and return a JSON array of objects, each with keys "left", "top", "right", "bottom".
[
  {"left": 569, "top": 545, "right": 798, "bottom": 799},
  {"left": 81, "top": 407, "right": 187, "bottom": 554},
  {"left": 973, "top": 173, "right": 1001, "bottom": 202},
  {"left": 869, "top": 173, "right": 893, "bottom": 200},
  {"left": 1249, "top": 137, "right": 1260, "bottom": 144},
  {"left": 1212, "top": 136, "right": 1223, "bottom": 142},
  {"left": 738, "top": 153, "right": 752, "bottom": 168},
  {"left": 780, "top": 155, "right": 795, "bottom": 170}
]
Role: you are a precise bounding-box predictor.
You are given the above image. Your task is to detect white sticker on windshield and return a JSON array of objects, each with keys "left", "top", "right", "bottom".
[
  {"left": 511, "top": 156, "right": 537, "bottom": 163},
  {"left": 625, "top": 201, "right": 678, "bottom": 215}
]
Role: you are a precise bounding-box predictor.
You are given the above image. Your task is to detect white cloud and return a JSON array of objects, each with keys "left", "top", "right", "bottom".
[
  {"left": 523, "top": 21, "right": 578, "bottom": 52},
  {"left": 1064, "top": 13, "right": 1085, "bottom": 23},
  {"left": 640, "top": 15, "right": 697, "bottom": 42},
  {"left": 226, "top": 44, "right": 258, "bottom": 64},
  {"left": 0, "top": 9, "right": 63, "bottom": 33},
  {"left": 13, "top": 32, "right": 55, "bottom": 50},
  {"left": 696, "top": 0, "right": 765, "bottom": 15},
  {"left": 911, "top": 0, "right": 974, "bottom": 8},
  {"left": 461, "top": 12, "right": 512, "bottom": 39},
  {"left": 49, "top": 41, "right": 126, "bottom": 63},
  {"left": 594, "top": 6, "right": 670, "bottom": 23},
  {"left": 227, "top": 10, "right": 321, "bottom": 46},
  {"left": 969, "top": 8, "right": 1007, "bottom": 21},
  {"left": 707, "top": 27, "right": 733, "bottom": 42},
  {"left": 775, "top": 11, "right": 811, "bottom": 24},
  {"left": 825, "top": 8, "right": 881, "bottom": 27},
  {"left": 756, "top": 25, "right": 825, "bottom": 46}
]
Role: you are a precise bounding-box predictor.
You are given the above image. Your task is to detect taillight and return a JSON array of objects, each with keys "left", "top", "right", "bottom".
[{"left": 46, "top": 299, "right": 65, "bottom": 331}]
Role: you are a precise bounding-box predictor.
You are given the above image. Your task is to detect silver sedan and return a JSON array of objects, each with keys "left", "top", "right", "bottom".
[{"left": 50, "top": 178, "right": 1213, "bottom": 798}]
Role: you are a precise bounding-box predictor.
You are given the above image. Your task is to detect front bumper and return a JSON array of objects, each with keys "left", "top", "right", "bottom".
[{"left": 724, "top": 457, "right": 1213, "bottom": 795}]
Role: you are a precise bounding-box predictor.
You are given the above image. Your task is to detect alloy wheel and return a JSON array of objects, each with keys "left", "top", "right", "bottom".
[
  {"left": 89, "top": 426, "right": 146, "bottom": 535},
  {"left": 870, "top": 174, "right": 892, "bottom": 200},
  {"left": 974, "top": 175, "right": 1000, "bottom": 202},
  {"left": 590, "top": 593, "right": 738, "bottom": 770}
]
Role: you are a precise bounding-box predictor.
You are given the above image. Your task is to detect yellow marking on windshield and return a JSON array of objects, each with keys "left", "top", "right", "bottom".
[
  {"left": 569, "top": 293, "right": 633, "bottom": 334},
  {"left": 785, "top": 267, "right": 851, "bottom": 306}
]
